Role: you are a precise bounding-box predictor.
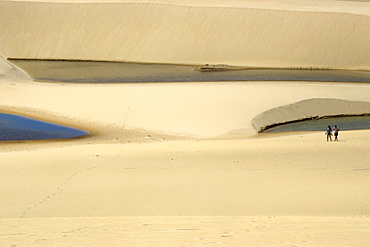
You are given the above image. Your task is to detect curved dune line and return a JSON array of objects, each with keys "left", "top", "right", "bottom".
[
  {"left": 0, "top": 1, "right": 369, "bottom": 70},
  {"left": 252, "top": 98, "right": 370, "bottom": 132}
]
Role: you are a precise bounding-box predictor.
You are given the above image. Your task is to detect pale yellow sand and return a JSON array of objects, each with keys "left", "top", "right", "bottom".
[
  {"left": 1, "top": 62, "right": 370, "bottom": 246},
  {"left": 1, "top": 0, "right": 370, "bottom": 69},
  {"left": 1, "top": 0, "right": 370, "bottom": 246},
  {"left": 1, "top": 216, "right": 370, "bottom": 247}
]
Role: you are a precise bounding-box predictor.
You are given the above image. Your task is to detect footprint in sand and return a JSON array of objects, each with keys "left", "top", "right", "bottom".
[{"left": 220, "top": 231, "right": 234, "bottom": 237}]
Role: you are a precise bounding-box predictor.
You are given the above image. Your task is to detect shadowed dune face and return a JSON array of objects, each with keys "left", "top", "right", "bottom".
[{"left": 0, "top": 1, "right": 370, "bottom": 70}]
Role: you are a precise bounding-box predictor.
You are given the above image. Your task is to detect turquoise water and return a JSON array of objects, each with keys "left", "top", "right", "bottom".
[
  {"left": 10, "top": 59, "right": 370, "bottom": 83},
  {"left": 0, "top": 113, "right": 89, "bottom": 141},
  {"left": 265, "top": 116, "right": 370, "bottom": 133}
]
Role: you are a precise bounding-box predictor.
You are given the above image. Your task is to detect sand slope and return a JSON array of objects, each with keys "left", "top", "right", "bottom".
[
  {"left": 1, "top": 216, "right": 370, "bottom": 247},
  {"left": 2, "top": 134, "right": 370, "bottom": 218},
  {"left": 1, "top": 77, "right": 370, "bottom": 137},
  {"left": 1, "top": 59, "right": 370, "bottom": 246},
  {"left": 1, "top": 0, "right": 370, "bottom": 69},
  {"left": 1, "top": 129, "right": 370, "bottom": 246},
  {"left": 1, "top": 1, "right": 370, "bottom": 246}
]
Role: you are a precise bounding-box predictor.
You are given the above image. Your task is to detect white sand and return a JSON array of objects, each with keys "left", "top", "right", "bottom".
[{"left": 1, "top": 0, "right": 370, "bottom": 246}]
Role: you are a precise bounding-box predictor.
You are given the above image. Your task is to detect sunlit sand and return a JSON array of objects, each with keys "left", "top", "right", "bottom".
[{"left": 0, "top": 0, "right": 370, "bottom": 246}]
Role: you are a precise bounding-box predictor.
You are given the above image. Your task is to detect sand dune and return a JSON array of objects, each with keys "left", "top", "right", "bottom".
[
  {"left": 1, "top": 0, "right": 370, "bottom": 69},
  {"left": 1, "top": 0, "right": 370, "bottom": 246},
  {"left": 252, "top": 98, "right": 370, "bottom": 132},
  {"left": 2, "top": 54, "right": 370, "bottom": 138},
  {"left": 1, "top": 56, "right": 370, "bottom": 246}
]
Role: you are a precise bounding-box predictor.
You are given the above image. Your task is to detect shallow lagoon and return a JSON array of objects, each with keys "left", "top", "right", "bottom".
[
  {"left": 10, "top": 59, "right": 370, "bottom": 83},
  {"left": 5, "top": 60, "right": 370, "bottom": 138},
  {"left": 0, "top": 113, "right": 89, "bottom": 141},
  {"left": 265, "top": 116, "right": 370, "bottom": 133}
]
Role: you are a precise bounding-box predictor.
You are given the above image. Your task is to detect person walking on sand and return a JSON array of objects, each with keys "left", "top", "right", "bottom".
[
  {"left": 333, "top": 125, "right": 340, "bottom": 141},
  {"left": 325, "top": 125, "right": 332, "bottom": 141}
]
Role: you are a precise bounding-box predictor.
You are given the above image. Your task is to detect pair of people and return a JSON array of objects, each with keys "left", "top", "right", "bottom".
[{"left": 326, "top": 125, "right": 340, "bottom": 141}]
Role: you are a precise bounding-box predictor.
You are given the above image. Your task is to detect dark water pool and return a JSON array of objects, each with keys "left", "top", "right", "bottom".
[
  {"left": 9, "top": 59, "right": 370, "bottom": 83},
  {"left": 265, "top": 115, "right": 370, "bottom": 133},
  {"left": 0, "top": 113, "right": 89, "bottom": 141}
]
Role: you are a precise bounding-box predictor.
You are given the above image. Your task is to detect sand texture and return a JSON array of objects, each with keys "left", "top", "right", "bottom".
[
  {"left": 1, "top": 59, "right": 370, "bottom": 246},
  {"left": 1, "top": 0, "right": 370, "bottom": 69},
  {"left": 1, "top": 0, "right": 370, "bottom": 246}
]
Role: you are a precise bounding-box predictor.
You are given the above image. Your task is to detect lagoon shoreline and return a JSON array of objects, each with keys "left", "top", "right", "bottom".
[{"left": 1, "top": 0, "right": 370, "bottom": 246}]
